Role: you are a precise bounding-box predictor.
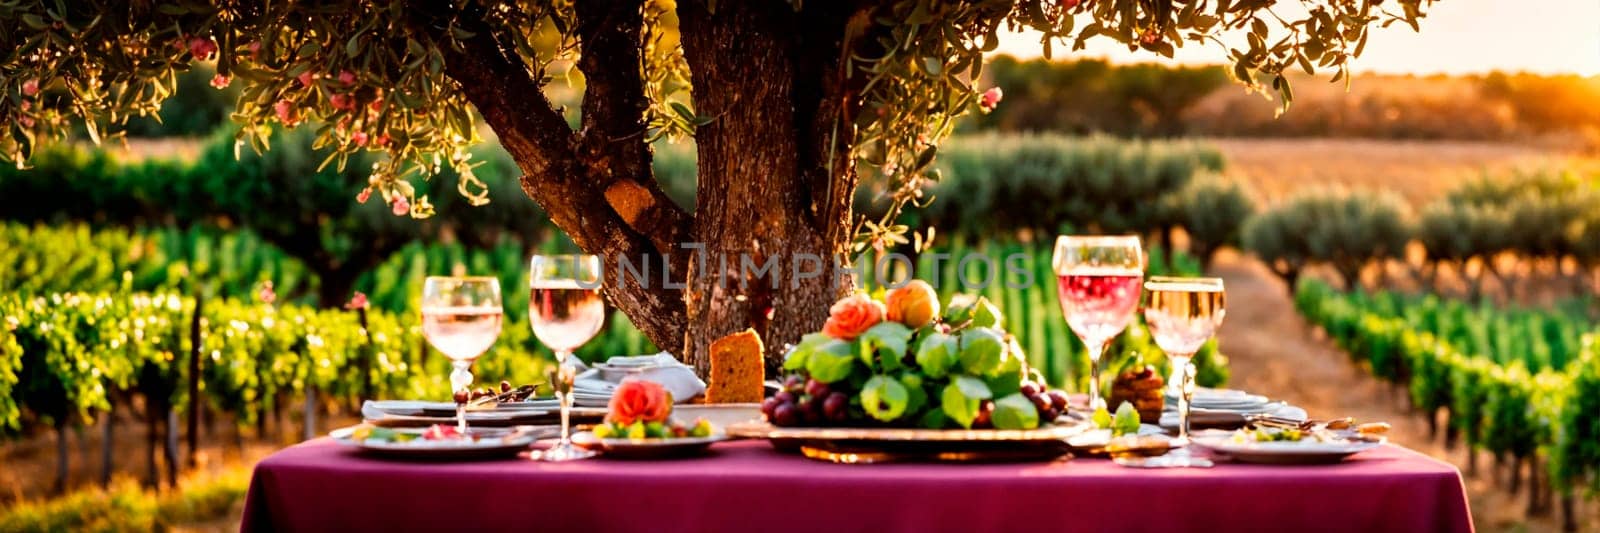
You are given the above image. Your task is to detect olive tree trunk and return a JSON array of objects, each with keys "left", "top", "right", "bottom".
[{"left": 425, "top": 0, "right": 867, "bottom": 374}]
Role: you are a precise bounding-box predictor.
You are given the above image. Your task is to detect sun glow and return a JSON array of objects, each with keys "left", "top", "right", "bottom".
[{"left": 996, "top": 0, "right": 1600, "bottom": 77}]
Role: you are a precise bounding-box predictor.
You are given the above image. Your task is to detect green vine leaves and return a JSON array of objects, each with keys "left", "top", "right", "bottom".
[{"left": 0, "top": 0, "right": 1431, "bottom": 237}]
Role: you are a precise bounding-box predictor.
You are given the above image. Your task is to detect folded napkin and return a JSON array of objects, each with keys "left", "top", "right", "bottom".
[{"left": 573, "top": 352, "right": 705, "bottom": 404}]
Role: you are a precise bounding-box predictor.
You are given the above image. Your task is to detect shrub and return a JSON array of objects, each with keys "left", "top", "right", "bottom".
[
  {"left": 907, "top": 133, "right": 1225, "bottom": 240},
  {"left": 1165, "top": 174, "right": 1255, "bottom": 270},
  {"left": 1243, "top": 188, "right": 1409, "bottom": 290}
]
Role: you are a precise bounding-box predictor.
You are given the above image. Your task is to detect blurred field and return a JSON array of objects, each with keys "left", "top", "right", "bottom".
[{"left": 1210, "top": 137, "right": 1600, "bottom": 205}]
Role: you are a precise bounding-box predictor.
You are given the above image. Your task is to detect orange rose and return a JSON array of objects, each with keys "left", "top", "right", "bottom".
[
  {"left": 885, "top": 280, "right": 940, "bottom": 328},
  {"left": 822, "top": 293, "right": 885, "bottom": 340},
  {"left": 607, "top": 379, "right": 672, "bottom": 426}
]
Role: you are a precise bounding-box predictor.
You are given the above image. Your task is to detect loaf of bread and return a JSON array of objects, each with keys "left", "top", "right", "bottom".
[{"left": 705, "top": 329, "right": 765, "bottom": 404}]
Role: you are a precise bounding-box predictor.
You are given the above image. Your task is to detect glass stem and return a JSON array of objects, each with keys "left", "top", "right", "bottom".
[
  {"left": 1087, "top": 340, "right": 1107, "bottom": 412},
  {"left": 1171, "top": 354, "right": 1195, "bottom": 444},
  {"left": 556, "top": 350, "right": 575, "bottom": 446},
  {"left": 450, "top": 360, "right": 473, "bottom": 435}
]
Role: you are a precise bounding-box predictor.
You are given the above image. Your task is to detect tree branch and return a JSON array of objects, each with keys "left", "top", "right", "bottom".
[
  {"left": 574, "top": 0, "right": 692, "bottom": 256},
  {"left": 413, "top": 1, "right": 686, "bottom": 352}
]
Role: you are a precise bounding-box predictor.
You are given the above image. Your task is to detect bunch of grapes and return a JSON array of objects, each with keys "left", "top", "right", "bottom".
[
  {"left": 1020, "top": 381, "right": 1070, "bottom": 424},
  {"left": 762, "top": 375, "right": 852, "bottom": 427}
]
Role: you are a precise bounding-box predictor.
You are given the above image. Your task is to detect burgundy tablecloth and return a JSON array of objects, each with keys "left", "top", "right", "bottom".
[{"left": 243, "top": 439, "right": 1472, "bottom": 533}]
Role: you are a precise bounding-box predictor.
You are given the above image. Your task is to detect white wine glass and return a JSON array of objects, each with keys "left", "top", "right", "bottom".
[
  {"left": 528, "top": 254, "right": 606, "bottom": 462},
  {"left": 420, "top": 276, "right": 504, "bottom": 435},
  {"left": 1053, "top": 235, "right": 1145, "bottom": 412},
  {"left": 1141, "top": 276, "right": 1226, "bottom": 468}
]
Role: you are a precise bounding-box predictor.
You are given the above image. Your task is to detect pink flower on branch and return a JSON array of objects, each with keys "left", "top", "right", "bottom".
[
  {"left": 210, "top": 74, "right": 231, "bottom": 89},
  {"left": 273, "top": 100, "right": 300, "bottom": 125},
  {"left": 188, "top": 36, "right": 218, "bottom": 60},
  {"left": 330, "top": 93, "right": 354, "bottom": 111},
  {"left": 258, "top": 281, "right": 277, "bottom": 305},
  {"left": 391, "top": 196, "right": 410, "bottom": 216},
  {"left": 344, "top": 291, "right": 369, "bottom": 310},
  {"left": 356, "top": 187, "right": 372, "bottom": 204},
  {"left": 21, "top": 78, "right": 39, "bottom": 97},
  {"left": 979, "top": 87, "right": 1003, "bottom": 113}
]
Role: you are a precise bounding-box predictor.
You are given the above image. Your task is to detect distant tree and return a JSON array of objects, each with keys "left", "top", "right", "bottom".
[
  {"left": 1167, "top": 175, "right": 1255, "bottom": 271},
  {"left": 0, "top": 0, "right": 1434, "bottom": 371},
  {"left": 1244, "top": 188, "right": 1410, "bottom": 292}
]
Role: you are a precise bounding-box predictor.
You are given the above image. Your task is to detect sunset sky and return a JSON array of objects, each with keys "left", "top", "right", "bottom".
[{"left": 995, "top": 0, "right": 1600, "bottom": 76}]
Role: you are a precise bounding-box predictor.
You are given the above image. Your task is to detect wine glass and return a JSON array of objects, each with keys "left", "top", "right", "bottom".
[
  {"left": 1141, "top": 276, "right": 1226, "bottom": 467},
  {"left": 1052, "top": 235, "right": 1144, "bottom": 412},
  {"left": 420, "top": 276, "right": 505, "bottom": 435},
  {"left": 528, "top": 254, "right": 606, "bottom": 462}
]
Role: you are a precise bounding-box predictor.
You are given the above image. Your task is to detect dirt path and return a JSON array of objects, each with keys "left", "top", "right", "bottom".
[{"left": 1210, "top": 249, "right": 1591, "bottom": 532}]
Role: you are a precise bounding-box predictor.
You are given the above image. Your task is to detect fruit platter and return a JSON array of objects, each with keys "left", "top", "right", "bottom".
[
  {"left": 570, "top": 380, "right": 728, "bottom": 459},
  {"left": 727, "top": 282, "right": 1091, "bottom": 462},
  {"left": 330, "top": 423, "right": 549, "bottom": 460}
]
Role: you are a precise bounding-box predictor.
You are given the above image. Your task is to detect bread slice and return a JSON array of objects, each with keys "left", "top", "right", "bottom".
[{"left": 705, "top": 329, "right": 765, "bottom": 404}]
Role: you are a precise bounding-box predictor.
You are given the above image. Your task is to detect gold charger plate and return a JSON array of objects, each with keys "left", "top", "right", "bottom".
[{"left": 726, "top": 420, "right": 1092, "bottom": 463}]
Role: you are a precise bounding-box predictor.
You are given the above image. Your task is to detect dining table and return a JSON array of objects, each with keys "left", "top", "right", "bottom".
[{"left": 242, "top": 438, "right": 1473, "bottom": 532}]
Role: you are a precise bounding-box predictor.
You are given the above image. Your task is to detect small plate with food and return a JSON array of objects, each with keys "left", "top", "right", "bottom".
[
  {"left": 1189, "top": 424, "right": 1385, "bottom": 465},
  {"left": 331, "top": 424, "right": 550, "bottom": 460},
  {"left": 569, "top": 379, "right": 728, "bottom": 459}
]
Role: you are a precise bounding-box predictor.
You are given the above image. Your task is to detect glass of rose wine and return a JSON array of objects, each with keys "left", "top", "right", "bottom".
[
  {"left": 1052, "top": 235, "right": 1144, "bottom": 412},
  {"left": 528, "top": 254, "right": 606, "bottom": 462},
  {"left": 1141, "top": 276, "right": 1225, "bottom": 468},
  {"left": 420, "top": 276, "right": 505, "bottom": 435}
]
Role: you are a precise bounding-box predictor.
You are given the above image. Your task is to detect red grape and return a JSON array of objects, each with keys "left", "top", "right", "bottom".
[
  {"left": 761, "top": 397, "right": 780, "bottom": 418},
  {"left": 452, "top": 389, "right": 469, "bottom": 404},
  {"left": 773, "top": 403, "right": 799, "bottom": 426},
  {"left": 1019, "top": 382, "right": 1040, "bottom": 397},
  {"left": 784, "top": 375, "right": 806, "bottom": 390},
  {"left": 805, "top": 378, "right": 830, "bottom": 398},
  {"left": 823, "top": 392, "right": 849, "bottom": 421},
  {"left": 1030, "top": 394, "right": 1052, "bottom": 413},
  {"left": 1048, "top": 390, "right": 1069, "bottom": 410},
  {"left": 774, "top": 390, "right": 796, "bottom": 405},
  {"left": 973, "top": 400, "right": 994, "bottom": 428}
]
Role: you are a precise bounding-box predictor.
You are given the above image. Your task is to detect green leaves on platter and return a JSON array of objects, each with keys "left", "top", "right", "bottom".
[
  {"left": 942, "top": 295, "right": 1004, "bottom": 329},
  {"left": 780, "top": 294, "right": 1047, "bottom": 429},
  {"left": 942, "top": 375, "right": 992, "bottom": 429},
  {"left": 859, "top": 322, "right": 912, "bottom": 373},
  {"left": 993, "top": 393, "right": 1040, "bottom": 430},
  {"left": 914, "top": 330, "right": 958, "bottom": 378},
  {"left": 786, "top": 333, "right": 856, "bottom": 384},
  {"left": 959, "top": 327, "right": 1005, "bottom": 375},
  {"left": 860, "top": 375, "right": 910, "bottom": 422},
  {"left": 934, "top": 292, "right": 998, "bottom": 326}
]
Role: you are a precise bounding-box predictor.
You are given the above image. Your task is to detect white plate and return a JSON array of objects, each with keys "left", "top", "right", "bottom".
[
  {"left": 1190, "top": 432, "right": 1380, "bottom": 465},
  {"left": 673, "top": 404, "right": 762, "bottom": 429},
  {"left": 330, "top": 425, "right": 547, "bottom": 460}
]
